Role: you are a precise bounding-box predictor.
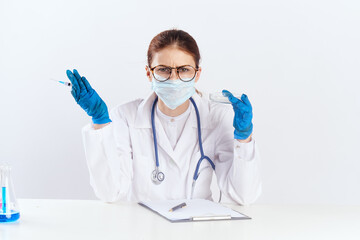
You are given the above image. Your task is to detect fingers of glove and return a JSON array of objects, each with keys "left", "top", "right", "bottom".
[
  {"left": 237, "top": 103, "right": 251, "bottom": 113},
  {"left": 241, "top": 94, "right": 253, "bottom": 109},
  {"left": 66, "top": 70, "right": 80, "bottom": 98},
  {"left": 81, "top": 76, "right": 93, "bottom": 92},
  {"left": 70, "top": 88, "right": 79, "bottom": 102},
  {"left": 73, "top": 69, "right": 87, "bottom": 92},
  {"left": 230, "top": 98, "right": 251, "bottom": 115},
  {"left": 222, "top": 89, "right": 240, "bottom": 105},
  {"left": 222, "top": 89, "right": 231, "bottom": 97}
]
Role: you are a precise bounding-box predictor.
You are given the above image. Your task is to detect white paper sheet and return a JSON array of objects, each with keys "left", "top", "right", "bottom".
[{"left": 139, "top": 199, "right": 250, "bottom": 221}]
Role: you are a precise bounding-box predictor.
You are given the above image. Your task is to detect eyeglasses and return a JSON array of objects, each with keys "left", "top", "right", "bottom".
[{"left": 149, "top": 65, "right": 198, "bottom": 82}]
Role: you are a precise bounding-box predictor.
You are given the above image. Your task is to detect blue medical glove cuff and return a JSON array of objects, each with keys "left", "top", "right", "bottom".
[
  {"left": 92, "top": 116, "right": 112, "bottom": 124},
  {"left": 234, "top": 123, "right": 253, "bottom": 140}
]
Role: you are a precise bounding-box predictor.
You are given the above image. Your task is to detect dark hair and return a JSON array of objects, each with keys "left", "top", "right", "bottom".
[{"left": 147, "top": 29, "right": 201, "bottom": 68}]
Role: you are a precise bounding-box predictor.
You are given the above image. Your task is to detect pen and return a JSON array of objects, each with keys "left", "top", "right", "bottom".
[{"left": 169, "top": 202, "right": 187, "bottom": 212}]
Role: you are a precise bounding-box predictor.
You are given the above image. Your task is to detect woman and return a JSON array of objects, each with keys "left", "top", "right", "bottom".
[{"left": 66, "top": 29, "right": 261, "bottom": 205}]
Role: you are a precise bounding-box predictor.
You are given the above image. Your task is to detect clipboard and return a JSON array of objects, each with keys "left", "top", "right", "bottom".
[{"left": 138, "top": 199, "right": 251, "bottom": 223}]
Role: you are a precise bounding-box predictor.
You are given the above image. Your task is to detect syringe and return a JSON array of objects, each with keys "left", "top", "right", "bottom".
[{"left": 50, "top": 78, "right": 72, "bottom": 87}]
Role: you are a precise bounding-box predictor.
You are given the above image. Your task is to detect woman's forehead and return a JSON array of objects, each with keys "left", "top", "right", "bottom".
[{"left": 152, "top": 47, "right": 196, "bottom": 67}]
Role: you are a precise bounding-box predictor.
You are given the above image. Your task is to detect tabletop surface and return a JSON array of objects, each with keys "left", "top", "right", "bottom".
[{"left": 0, "top": 199, "right": 359, "bottom": 240}]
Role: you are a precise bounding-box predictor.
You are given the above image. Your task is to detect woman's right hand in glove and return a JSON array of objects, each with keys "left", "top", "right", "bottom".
[{"left": 66, "top": 69, "right": 111, "bottom": 125}]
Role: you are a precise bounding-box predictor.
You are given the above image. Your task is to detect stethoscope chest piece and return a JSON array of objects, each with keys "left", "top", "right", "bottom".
[{"left": 151, "top": 168, "right": 165, "bottom": 185}]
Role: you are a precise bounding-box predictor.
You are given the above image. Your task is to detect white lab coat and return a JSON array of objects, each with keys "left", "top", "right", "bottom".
[{"left": 81, "top": 91, "right": 262, "bottom": 205}]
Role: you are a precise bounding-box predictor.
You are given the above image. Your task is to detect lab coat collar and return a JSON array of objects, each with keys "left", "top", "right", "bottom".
[
  {"left": 133, "top": 91, "right": 157, "bottom": 129},
  {"left": 134, "top": 90, "right": 211, "bottom": 129}
]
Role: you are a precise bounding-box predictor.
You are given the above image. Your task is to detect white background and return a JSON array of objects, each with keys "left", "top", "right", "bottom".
[{"left": 1, "top": 0, "right": 359, "bottom": 204}]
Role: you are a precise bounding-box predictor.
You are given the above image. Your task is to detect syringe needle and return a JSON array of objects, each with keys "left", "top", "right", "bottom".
[{"left": 50, "top": 78, "right": 72, "bottom": 87}]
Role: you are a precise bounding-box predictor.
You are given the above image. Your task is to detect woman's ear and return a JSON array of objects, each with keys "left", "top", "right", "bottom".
[
  {"left": 195, "top": 66, "right": 202, "bottom": 83},
  {"left": 145, "top": 65, "right": 152, "bottom": 82}
]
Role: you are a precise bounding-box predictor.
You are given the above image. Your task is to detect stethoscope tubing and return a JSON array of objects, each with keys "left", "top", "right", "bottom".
[
  {"left": 189, "top": 97, "right": 215, "bottom": 181},
  {"left": 151, "top": 96, "right": 215, "bottom": 183},
  {"left": 151, "top": 97, "right": 160, "bottom": 168}
]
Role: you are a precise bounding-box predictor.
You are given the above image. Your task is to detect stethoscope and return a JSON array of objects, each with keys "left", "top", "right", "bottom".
[{"left": 151, "top": 96, "right": 217, "bottom": 199}]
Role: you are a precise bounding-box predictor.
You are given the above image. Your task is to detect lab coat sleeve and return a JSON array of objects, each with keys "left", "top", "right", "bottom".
[
  {"left": 81, "top": 107, "right": 133, "bottom": 203},
  {"left": 214, "top": 107, "right": 262, "bottom": 206}
]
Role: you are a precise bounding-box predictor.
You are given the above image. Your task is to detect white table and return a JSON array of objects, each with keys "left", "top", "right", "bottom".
[{"left": 1, "top": 199, "right": 359, "bottom": 240}]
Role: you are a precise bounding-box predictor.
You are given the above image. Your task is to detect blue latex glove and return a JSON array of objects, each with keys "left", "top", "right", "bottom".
[
  {"left": 66, "top": 69, "right": 111, "bottom": 124},
  {"left": 222, "top": 90, "right": 253, "bottom": 140}
]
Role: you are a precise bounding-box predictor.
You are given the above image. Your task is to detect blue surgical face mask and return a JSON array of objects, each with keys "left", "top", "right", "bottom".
[{"left": 151, "top": 79, "right": 196, "bottom": 110}]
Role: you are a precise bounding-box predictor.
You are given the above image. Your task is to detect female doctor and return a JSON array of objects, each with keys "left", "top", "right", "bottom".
[{"left": 66, "top": 29, "right": 261, "bottom": 205}]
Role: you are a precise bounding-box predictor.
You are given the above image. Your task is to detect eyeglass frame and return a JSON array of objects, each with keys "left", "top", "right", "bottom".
[{"left": 148, "top": 64, "right": 199, "bottom": 82}]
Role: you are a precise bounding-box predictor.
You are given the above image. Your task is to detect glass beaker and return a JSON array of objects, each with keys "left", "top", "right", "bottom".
[{"left": 0, "top": 164, "right": 20, "bottom": 222}]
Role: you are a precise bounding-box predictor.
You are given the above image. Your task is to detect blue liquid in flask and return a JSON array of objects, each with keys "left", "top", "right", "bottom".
[{"left": 0, "top": 210, "right": 20, "bottom": 222}]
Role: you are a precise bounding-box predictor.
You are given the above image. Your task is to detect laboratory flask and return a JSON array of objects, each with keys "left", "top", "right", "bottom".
[{"left": 0, "top": 164, "right": 20, "bottom": 222}]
